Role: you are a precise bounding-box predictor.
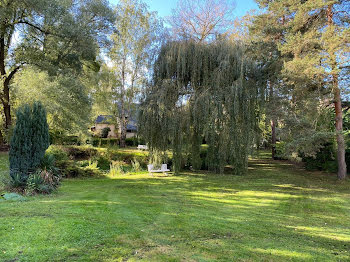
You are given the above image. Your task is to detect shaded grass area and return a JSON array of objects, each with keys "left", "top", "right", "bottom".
[{"left": 0, "top": 151, "right": 350, "bottom": 261}]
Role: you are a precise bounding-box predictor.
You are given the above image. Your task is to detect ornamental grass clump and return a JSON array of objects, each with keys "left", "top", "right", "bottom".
[
  {"left": 109, "top": 161, "right": 125, "bottom": 176},
  {"left": 131, "top": 158, "right": 141, "bottom": 172}
]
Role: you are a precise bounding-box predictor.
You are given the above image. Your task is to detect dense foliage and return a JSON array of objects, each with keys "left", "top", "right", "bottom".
[
  {"left": 104, "top": 0, "right": 164, "bottom": 148},
  {"left": 0, "top": 0, "right": 115, "bottom": 139},
  {"left": 249, "top": 0, "right": 350, "bottom": 179},
  {"left": 13, "top": 67, "right": 92, "bottom": 134},
  {"left": 140, "top": 40, "right": 264, "bottom": 174}
]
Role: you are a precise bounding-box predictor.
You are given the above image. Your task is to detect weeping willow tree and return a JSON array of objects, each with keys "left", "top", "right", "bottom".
[{"left": 140, "top": 40, "right": 263, "bottom": 175}]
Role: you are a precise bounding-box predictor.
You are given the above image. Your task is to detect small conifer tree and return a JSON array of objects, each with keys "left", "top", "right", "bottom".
[
  {"left": 9, "top": 105, "right": 33, "bottom": 182},
  {"left": 31, "top": 102, "right": 50, "bottom": 170},
  {"left": 9, "top": 102, "right": 49, "bottom": 184}
]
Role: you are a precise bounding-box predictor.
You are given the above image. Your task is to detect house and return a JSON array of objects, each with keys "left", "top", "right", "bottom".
[{"left": 92, "top": 114, "right": 137, "bottom": 138}]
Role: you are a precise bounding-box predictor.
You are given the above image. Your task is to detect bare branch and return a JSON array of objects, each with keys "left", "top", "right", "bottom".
[{"left": 168, "top": 0, "right": 236, "bottom": 42}]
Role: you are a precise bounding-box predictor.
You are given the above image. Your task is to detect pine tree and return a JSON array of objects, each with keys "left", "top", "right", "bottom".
[
  {"left": 254, "top": 0, "right": 350, "bottom": 179},
  {"left": 248, "top": 11, "right": 285, "bottom": 160}
]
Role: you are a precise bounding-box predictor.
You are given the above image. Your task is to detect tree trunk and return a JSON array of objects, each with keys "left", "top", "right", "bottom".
[
  {"left": 327, "top": 4, "right": 346, "bottom": 179},
  {"left": 333, "top": 75, "right": 346, "bottom": 179},
  {"left": 3, "top": 81, "right": 11, "bottom": 129},
  {"left": 119, "top": 100, "right": 127, "bottom": 148},
  {"left": 268, "top": 80, "right": 276, "bottom": 159},
  {"left": 0, "top": 34, "right": 12, "bottom": 137},
  {"left": 119, "top": 57, "right": 127, "bottom": 148},
  {"left": 271, "top": 118, "right": 276, "bottom": 159}
]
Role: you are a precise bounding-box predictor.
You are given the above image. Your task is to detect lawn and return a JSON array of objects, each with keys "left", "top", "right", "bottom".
[
  {"left": 0, "top": 151, "right": 350, "bottom": 261},
  {"left": 0, "top": 152, "right": 9, "bottom": 193}
]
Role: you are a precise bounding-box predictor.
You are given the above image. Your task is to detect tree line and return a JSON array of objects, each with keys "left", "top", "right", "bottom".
[{"left": 1, "top": 0, "right": 349, "bottom": 179}]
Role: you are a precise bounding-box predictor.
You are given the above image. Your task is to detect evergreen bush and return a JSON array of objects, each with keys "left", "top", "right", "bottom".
[
  {"left": 101, "top": 127, "right": 111, "bottom": 138},
  {"left": 9, "top": 102, "right": 49, "bottom": 186},
  {"left": 31, "top": 102, "right": 50, "bottom": 169}
]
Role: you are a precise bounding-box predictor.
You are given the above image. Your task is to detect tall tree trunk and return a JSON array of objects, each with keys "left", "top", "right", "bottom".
[
  {"left": 3, "top": 81, "right": 11, "bottom": 129},
  {"left": 119, "top": 58, "right": 127, "bottom": 148},
  {"left": 271, "top": 118, "right": 276, "bottom": 159},
  {"left": 268, "top": 80, "right": 276, "bottom": 159},
  {"left": 120, "top": 101, "right": 127, "bottom": 148},
  {"left": 333, "top": 75, "right": 346, "bottom": 179},
  {"left": 327, "top": 4, "right": 346, "bottom": 179},
  {"left": 0, "top": 34, "right": 12, "bottom": 141}
]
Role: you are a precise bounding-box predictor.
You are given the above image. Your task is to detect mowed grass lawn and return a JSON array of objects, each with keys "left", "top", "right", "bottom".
[{"left": 0, "top": 151, "right": 350, "bottom": 261}]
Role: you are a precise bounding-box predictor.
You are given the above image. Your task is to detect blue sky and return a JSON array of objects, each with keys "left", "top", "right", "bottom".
[{"left": 109, "top": 0, "right": 259, "bottom": 19}]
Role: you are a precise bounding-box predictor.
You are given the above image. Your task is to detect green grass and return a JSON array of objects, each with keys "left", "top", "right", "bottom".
[
  {"left": 0, "top": 152, "right": 9, "bottom": 193},
  {"left": 1, "top": 151, "right": 350, "bottom": 261}
]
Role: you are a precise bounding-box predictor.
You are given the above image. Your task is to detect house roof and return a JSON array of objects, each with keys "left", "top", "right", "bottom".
[
  {"left": 95, "top": 115, "right": 138, "bottom": 132},
  {"left": 95, "top": 115, "right": 114, "bottom": 124},
  {"left": 126, "top": 119, "right": 138, "bottom": 132}
]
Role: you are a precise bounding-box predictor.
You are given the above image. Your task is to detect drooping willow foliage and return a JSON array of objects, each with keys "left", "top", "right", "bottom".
[{"left": 139, "top": 40, "right": 264, "bottom": 175}]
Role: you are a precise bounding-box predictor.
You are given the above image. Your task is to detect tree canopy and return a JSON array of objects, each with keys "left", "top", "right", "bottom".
[
  {"left": 140, "top": 40, "right": 264, "bottom": 174},
  {"left": 168, "top": 0, "right": 236, "bottom": 42},
  {"left": 106, "top": 0, "right": 164, "bottom": 147},
  {"left": 0, "top": 0, "right": 115, "bottom": 133}
]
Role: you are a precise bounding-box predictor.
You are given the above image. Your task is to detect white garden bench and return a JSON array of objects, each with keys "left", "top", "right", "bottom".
[
  {"left": 137, "top": 145, "right": 148, "bottom": 150},
  {"left": 147, "top": 164, "right": 170, "bottom": 175}
]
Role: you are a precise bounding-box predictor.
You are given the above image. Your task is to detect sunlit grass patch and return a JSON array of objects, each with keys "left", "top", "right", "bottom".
[{"left": 1, "top": 152, "right": 350, "bottom": 261}]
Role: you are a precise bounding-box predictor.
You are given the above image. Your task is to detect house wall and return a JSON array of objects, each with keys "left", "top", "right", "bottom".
[
  {"left": 95, "top": 124, "right": 118, "bottom": 138},
  {"left": 94, "top": 123, "right": 137, "bottom": 139},
  {"left": 126, "top": 132, "right": 136, "bottom": 138},
  {"left": 115, "top": 129, "right": 136, "bottom": 138}
]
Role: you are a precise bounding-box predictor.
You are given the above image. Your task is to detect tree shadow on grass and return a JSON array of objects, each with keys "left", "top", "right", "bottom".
[{"left": 1, "top": 157, "right": 350, "bottom": 261}]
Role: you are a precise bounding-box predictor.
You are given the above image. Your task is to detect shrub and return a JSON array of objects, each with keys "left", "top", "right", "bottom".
[
  {"left": 60, "top": 162, "right": 82, "bottom": 177},
  {"left": 64, "top": 163, "right": 85, "bottom": 178},
  {"left": 91, "top": 137, "right": 100, "bottom": 147},
  {"left": 25, "top": 156, "right": 61, "bottom": 195},
  {"left": 25, "top": 172, "right": 44, "bottom": 195},
  {"left": 101, "top": 127, "right": 111, "bottom": 138},
  {"left": 109, "top": 151, "right": 133, "bottom": 163},
  {"left": 41, "top": 153, "right": 57, "bottom": 170},
  {"left": 9, "top": 102, "right": 49, "bottom": 187},
  {"left": 56, "top": 158, "right": 101, "bottom": 178},
  {"left": 275, "top": 142, "right": 288, "bottom": 160},
  {"left": 49, "top": 130, "right": 62, "bottom": 144},
  {"left": 302, "top": 143, "right": 335, "bottom": 171},
  {"left": 125, "top": 137, "right": 146, "bottom": 147},
  {"left": 125, "top": 137, "right": 136, "bottom": 146},
  {"left": 322, "top": 161, "right": 338, "bottom": 173},
  {"left": 61, "top": 136, "right": 81, "bottom": 145},
  {"left": 50, "top": 130, "right": 82, "bottom": 145},
  {"left": 92, "top": 138, "right": 119, "bottom": 147},
  {"left": 46, "top": 146, "right": 69, "bottom": 161},
  {"left": 83, "top": 160, "right": 101, "bottom": 177},
  {"left": 96, "top": 156, "right": 111, "bottom": 170},
  {"left": 64, "top": 146, "right": 97, "bottom": 160}
]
